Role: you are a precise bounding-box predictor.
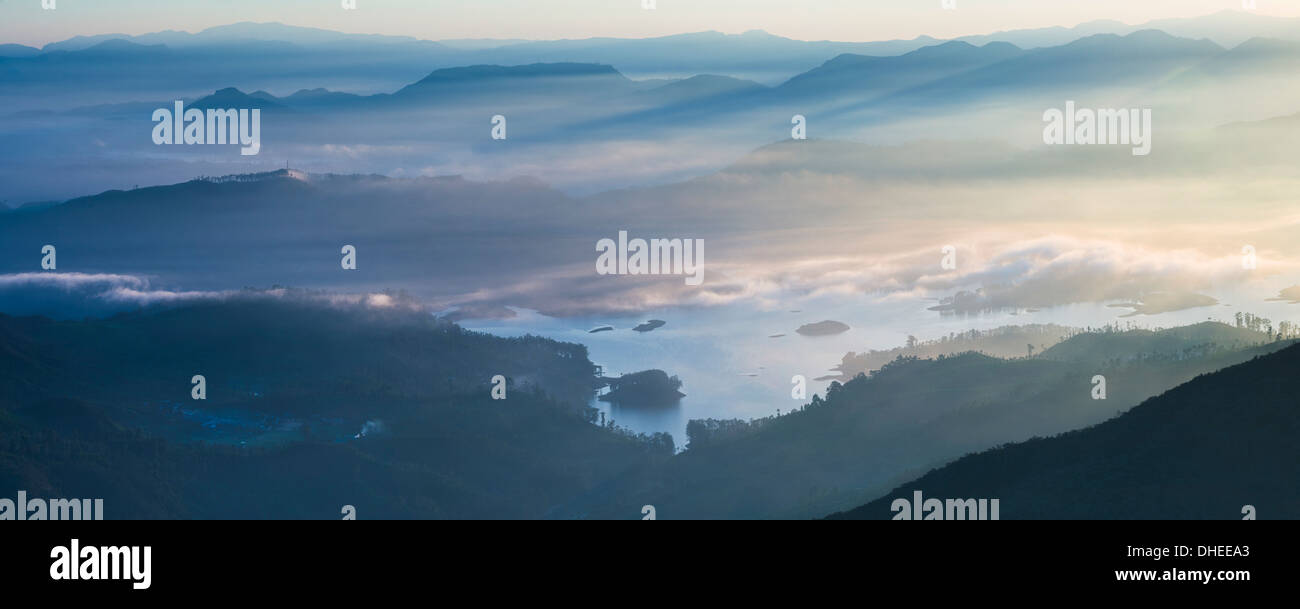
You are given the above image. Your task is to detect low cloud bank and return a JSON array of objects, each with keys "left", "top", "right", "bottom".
[{"left": 0, "top": 272, "right": 415, "bottom": 319}]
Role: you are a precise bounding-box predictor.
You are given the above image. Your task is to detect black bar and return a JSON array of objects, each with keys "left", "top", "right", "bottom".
[{"left": 0, "top": 520, "right": 1281, "bottom": 598}]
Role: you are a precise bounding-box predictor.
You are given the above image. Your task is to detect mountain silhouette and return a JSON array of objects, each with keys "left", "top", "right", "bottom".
[{"left": 830, "top": 342, "right": 1300, "bottom": 519}]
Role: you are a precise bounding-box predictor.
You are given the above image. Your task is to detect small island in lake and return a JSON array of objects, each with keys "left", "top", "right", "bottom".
[
  {"left": 796, "top": 320, "right": 850, "bottom": 336},
  {"left": 598, "top": 369, "right": 684, "bottom": 407},
  {"left": 632, "top": 319, "right": 666, "bottom": 333}
]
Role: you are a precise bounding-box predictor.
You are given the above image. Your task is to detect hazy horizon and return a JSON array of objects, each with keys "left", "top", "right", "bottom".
[{"left": 4, "top": 2, "right": 1299, "bottom": 48}]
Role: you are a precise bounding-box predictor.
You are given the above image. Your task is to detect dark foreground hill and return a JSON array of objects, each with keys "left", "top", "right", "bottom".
[
  {"left": 830, "top": 343, "right": 1300, "bottom": 519},
  {"left": 0, "top": 295, "right": 673, "bottom": 519}
]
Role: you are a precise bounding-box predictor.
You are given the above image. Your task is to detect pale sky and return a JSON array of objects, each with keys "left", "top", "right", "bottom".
[{"left": 3, "top": 0, "right": 1299, "bottom": 47}]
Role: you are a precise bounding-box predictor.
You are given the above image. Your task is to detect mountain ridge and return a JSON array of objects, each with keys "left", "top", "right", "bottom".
[{"left": 830, "top": 341, "right": 1300, "bottom": 519}]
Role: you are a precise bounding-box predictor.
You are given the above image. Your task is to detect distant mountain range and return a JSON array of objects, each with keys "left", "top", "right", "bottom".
[
  {"left": 7, "top": 22, "right": 1300, "bottom": 203},
  {"left": 4, "top": 9, "right": 1299, "bottom": 114},
  {"left": 162, "top": 29, "right": 1295, "bottom": 120},
  {"left": 952, "top": 9, "right": 1300, "bottom": 49}
]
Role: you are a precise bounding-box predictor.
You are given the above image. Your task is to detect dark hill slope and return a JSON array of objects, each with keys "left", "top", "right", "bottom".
[{"left": 831, "top": 343, "right": 1300, "bottom": 519}]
